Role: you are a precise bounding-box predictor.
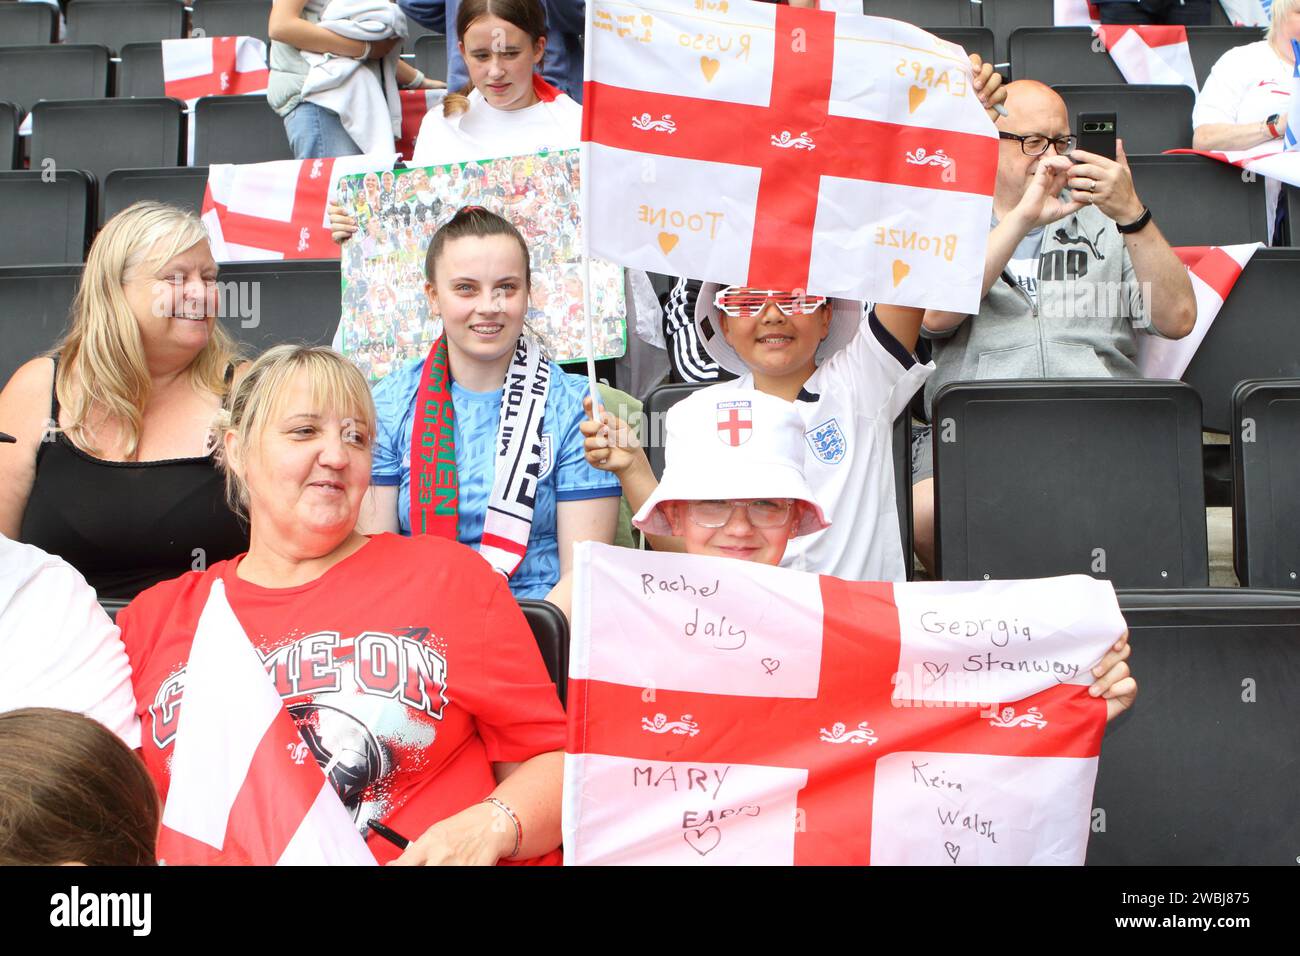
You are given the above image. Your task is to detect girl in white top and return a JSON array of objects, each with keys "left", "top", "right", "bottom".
[
  {"left": 409, "top": 0, "right": 581, "bottom": 166},
  {"left": 329, "top": 0, "right": 578, "bottom": 244},
  {"left": 1192, "top": 0, "right": 1300, "bottom": 151}
]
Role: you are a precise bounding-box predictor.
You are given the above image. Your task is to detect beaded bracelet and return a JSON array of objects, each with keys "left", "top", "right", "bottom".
[{"left": 483, "top": 797, "right": 522, "bottom": 859}]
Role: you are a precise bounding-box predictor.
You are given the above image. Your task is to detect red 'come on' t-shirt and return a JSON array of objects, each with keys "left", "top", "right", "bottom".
[{"left": 117, "top": 533, "right": 566, "bottom": 864}]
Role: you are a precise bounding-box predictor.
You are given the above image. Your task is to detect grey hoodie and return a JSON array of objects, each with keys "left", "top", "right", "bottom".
[{"left": 922, "top": 202, "right": 1164, "bottom": 416}]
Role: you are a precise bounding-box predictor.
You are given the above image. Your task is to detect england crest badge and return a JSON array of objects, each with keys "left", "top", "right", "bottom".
[
  {"left": 806, "top": 418, "right": 846, "bottom": 464},
  {"left": 716, "top": 400, "right": 753, "bottom": 446}
]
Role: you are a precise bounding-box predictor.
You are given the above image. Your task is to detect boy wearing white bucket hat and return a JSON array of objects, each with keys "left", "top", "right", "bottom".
[
  {"left": 633, "top": 389, "right": 829, "bottom": 567},
  {"left": 585, "top": 291, "right": 932, "bottom": 582}
]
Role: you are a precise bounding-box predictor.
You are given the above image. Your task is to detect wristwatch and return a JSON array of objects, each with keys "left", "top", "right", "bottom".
[
  {"left": 1116, "top": 206, "right": 1153, "bottom": 235},
  {"left": 1266, "top": 114, "right": 1282, "bottom": 139}
]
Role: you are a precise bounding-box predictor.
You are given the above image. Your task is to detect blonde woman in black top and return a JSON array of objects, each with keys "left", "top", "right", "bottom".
[{"left": 0, "top": 202, "right": 248, "bottom": 600}]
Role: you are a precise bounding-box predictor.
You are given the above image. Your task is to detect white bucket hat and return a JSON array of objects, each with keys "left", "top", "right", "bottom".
[
  {"left": 694, "top": 282, "right": 865, "bottom": 377},
  {"left": 632, "top": 389, "right": 831, "bottom": 537}
]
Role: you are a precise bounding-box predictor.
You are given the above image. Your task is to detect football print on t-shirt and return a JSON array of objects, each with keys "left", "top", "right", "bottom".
[{"left": 147, "top": 624, "right": 450, "bottom": 828}]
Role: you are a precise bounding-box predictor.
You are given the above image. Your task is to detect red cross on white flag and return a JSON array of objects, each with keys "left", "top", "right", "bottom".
[
  {"left": 157, "top": 581, "right": 376, "bottom": 865},
  {"left": 1054, "top": 0, "right": 1101, "bottom": 25},
  {"left": 201, "top": 155, "right": 398, "bottom": 261},
  {"left": 161, "top": 36, "right": 270, "bottom": 106},
  {"left": 581, "top": 0, "right": 997, "bottom": 313},
  {"left": 1094, "top": 26, "right": 1198, "bottom": 91},
  {"left": 1138, "top": 243, "right": 1260, "bottom": 379},
  {"left": 562, "top": 543, "right": 1120, "bottom": 865}
]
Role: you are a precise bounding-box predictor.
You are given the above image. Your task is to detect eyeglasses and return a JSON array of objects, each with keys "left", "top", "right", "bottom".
[
  {"left": 714, "top": 287, "right": 828, "bottom": 319},
  {"left": 686, "top": 498, "right": 795, "bottom": 529},
  {"left": 998, "top": 131, "right": 1078, "bottom": 156}
]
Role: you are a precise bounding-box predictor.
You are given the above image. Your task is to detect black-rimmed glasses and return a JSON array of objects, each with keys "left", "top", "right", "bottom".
[{"left": 998, "top": 131, "right": 1078, "bottom": 156}]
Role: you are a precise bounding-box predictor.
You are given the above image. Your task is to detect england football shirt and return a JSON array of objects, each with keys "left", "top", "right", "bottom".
[{"left": 701, "top": 312, "right": 933, "bottom": 582}]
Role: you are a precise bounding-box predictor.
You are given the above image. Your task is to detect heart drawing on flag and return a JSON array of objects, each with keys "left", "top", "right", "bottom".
[
  {"left": 761, "top": 657, "right": 781, "bottom": 675},
  {"left": 908, "top": 85, "right": 927, "bottom": 113},
  {"left": 892, "top": 259, "right": 910, "bottom": 287},
  {"left": 922, "top": 661, "right": 948, "bottom": 683},
  {"left": 945, "top": 841, "right": 961, "bottom": 863},
  {"left": 657, "top": 231, "right": 679, "bottom": 254},
  {"left": 700, "top": 57, "right": 720, "bottom": 82},
  {"left": 684, "top": 826, "right": 722, "bottom": 856}
]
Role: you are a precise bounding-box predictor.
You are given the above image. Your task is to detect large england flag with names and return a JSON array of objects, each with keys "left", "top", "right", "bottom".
[
  {"left": 563, "top": 543, "right": 1121, "bottom": 866},
  {"left": 582, "top": 0, "right": 998, "bottom": 313}
]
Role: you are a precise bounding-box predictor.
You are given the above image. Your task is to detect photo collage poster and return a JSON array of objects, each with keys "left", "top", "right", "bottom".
[{"left": 335, "top": 150, "right": 628, "bottom": 382}]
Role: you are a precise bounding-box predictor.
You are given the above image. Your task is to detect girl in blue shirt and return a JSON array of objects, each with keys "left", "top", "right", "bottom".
[{"left": 361, "top": 207, "right": 620, "bottom": 600}]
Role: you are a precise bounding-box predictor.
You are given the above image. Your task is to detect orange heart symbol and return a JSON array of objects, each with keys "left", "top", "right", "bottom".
[
  {"left": 892, "top": 259, "right": 910, "bottom": 287},
  {"left": 908, "top": 85, "right": 927, "bottom": 113},
  {"left": 658, "top": 232, "right": 679, "bottom": 255},
  {"left": 700, "top": 57, "right": 720, "bottom": 82}
]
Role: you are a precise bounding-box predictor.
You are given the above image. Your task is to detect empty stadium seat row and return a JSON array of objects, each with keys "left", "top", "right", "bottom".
[{"left": 0, "top": 96, "right": 292, "bottom": 188}]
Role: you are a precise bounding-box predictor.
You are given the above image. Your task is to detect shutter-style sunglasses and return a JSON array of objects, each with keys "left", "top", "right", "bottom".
[{"left": 714, "top": 287, "right": 828, "bottom": 318}]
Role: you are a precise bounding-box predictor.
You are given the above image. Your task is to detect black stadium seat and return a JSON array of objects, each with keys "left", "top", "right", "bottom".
[
  {"left": 1053, "top": 84, "right": 1194, "bottom": 153},
  {"left": 644, "top": 381, "right": 704, "bottom": 479},
  {"left": 929, "top": 26, "right": 995, "bottom": 65},
  {"left": 0, "top": 170, "right": 94, "bottom": 268},
  {"left": 642, "top": 379, "right": 915, "bottom": 578},
  {"left": 1088, "top": 588, "right": 1300, "bottom": 864},
  {"left": 1125, "top": 153, "right": 1268, "bottom": 246},
  {"left": 861, "top": 0, "right": 977, "bottom": 27},
  {"left": 1182, "top": 250, "right": 1300, "bottom": 434},
  {"left": 518, "top": 599, "right": 569, "bottom": 706},
  {"left": 102, "top": 166, "right": 210, "bottom": 224},
  {"left": 191, "top": 0, "right": 272, "bottom": 48},
  {"left": 403, "top": 20, "right": 442, "bottom": 56},
  {"left": 0, "top": 258, "right": 340, "bottom": 384},
  {"left": 932, "top": 380, "right": 1208, "bottom": 587},
  {"left": 1232, "top": 380, "right": 1300, "bottom": 589},
  {"left": 0, "top": 44, "right": 111, "bottom": 114},
  {"left": 1187, "top": 26, "right": 1266, "bottom": 87},
  {"left": 982, "top": 0, "right": 1054, "bottom": 65},
  {"left": 0, "top": 264, "right": 83, "bottom": 386},
  {"left": 118, "top": 42, "right": 165, "bottom": 98},
  {"left": 413, "top": 33, "right": 450, "bottom": 86},
  {"left": 30, "top": 99, "right": 185, "bottom": 217},
  {"left": 1009, "top": 28, "right": 1125, "bottom": 86},
  {"left": 0, "top": 2, "right": 58, "bottom": 46},
  {"left": 0, "top": 101, "right": 18, "bottom": 171},
  {"left": 193, "top": 95, "right": 294, "bottom": 165},
  {"left": 65, "top": 0, "right": 188, "bottom": 57},
  {"left": 213, "top": 259, "right": 342, "bottom": 354}
]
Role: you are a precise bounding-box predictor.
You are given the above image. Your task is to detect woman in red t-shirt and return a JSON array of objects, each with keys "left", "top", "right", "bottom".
[{"left": 117, "top": 344, "right": 565, "bottom": 865}]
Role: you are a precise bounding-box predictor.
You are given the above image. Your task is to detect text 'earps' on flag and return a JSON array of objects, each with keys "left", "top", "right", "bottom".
[
  {"left": 581, "top": 0, "right": 997, "bottom": 313},
  {"left": 562, "top": 543, "right": 1123, "bottom": 865}
]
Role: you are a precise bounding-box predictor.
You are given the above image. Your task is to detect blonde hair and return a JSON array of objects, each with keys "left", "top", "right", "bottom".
[
  {"left": 54, "top": 201, "right": 239, "bottom": 458},
  {"left": 1269, "top": 0, "right": 1300, "bottom": 43},
  {"left": 216, "top": 345, "right": 376, "bottom": 520}
]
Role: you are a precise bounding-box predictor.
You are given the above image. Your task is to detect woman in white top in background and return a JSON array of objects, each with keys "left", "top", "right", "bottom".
[{"left": 1192, "top": 0, "right": 1300, "bottom": 153}]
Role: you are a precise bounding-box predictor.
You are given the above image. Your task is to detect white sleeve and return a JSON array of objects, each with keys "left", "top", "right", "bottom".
[
  {"left": 409, "top": 95, "right": 451, "bottom": 166},
  {"left": 819, "top": 310, "right": 935, "bottom": 423},
  {"left": 0, "top": 561, "right": 141, "bottom": 748},
  {"left": 1192, "top": 47, "right": 1254, "bottom": 129}
]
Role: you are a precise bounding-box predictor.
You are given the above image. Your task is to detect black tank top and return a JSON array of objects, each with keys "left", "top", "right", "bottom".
[{"left": 20, "top": 359, "right": 250, "bottom": 602}]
